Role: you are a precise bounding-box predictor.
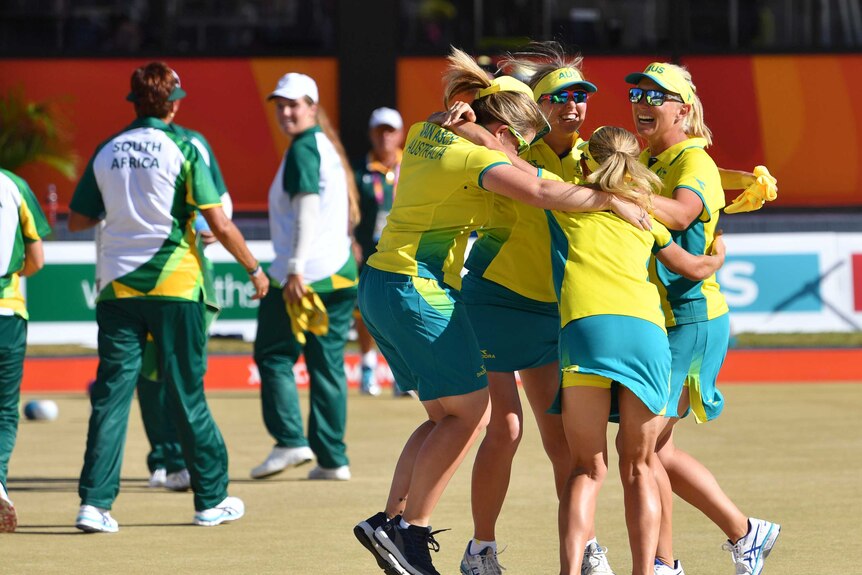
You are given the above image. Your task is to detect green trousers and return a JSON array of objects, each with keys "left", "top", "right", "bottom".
[
  {"left": 79, "top": 298, "right": 228, "bottom": 511},
  {"left": 137, "top": 366, "right": 185, "bottom": 474},
  {"left": 253, "top": 285, "right": 356, "bottom": 469},
  {"left": 137, "top": 250, "right": 219, "bottom": 474},
  {"left": 0, "top": 315, "right": 26, "bottom": 490}
]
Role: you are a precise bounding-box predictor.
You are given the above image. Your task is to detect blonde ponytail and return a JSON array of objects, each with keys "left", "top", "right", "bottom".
[
  {"left": 586, "top": 126, "right": 661, "bottom": 210},
  {"left": 442, "top": 46, "right": 549, "bottom": 140}
]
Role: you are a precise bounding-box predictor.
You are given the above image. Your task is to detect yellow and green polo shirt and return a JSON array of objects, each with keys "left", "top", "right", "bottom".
[
  {"left": 367, "top": 122, "right": 510, "bottom": 290},
  {"left": 70, "top": 116, "right": 222, "bottom": 302},
  {"left": 641, "top": 137, "right": 728, "bottom": 326},
  {"left": 464, "top": 135, "right": 586, "bottom": 302},
  {"left": 0, "top": 169, "right": 52, "bottom": 319},
  {"left": 547, "top": 210, "right": 672, "bottom": 329}
]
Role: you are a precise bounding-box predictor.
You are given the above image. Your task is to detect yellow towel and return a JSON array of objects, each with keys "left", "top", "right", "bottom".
[
  {"left": 286, "top": 287, "right": 329, "bottom": 345},
  {"left": 725, "top": 165, "right": 778, "bottom": 214}
]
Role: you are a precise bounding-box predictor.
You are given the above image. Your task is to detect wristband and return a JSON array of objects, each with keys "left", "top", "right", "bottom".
[{"left": 247, "top": 264, "right": 262, "bottom": 277}]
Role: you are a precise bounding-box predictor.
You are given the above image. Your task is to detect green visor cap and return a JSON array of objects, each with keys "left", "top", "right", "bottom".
[{"left": 126, "top": 85, "right": 187, "bottom": 103}]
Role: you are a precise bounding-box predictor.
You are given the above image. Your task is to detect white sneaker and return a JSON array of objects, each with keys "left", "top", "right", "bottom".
[
  {"left": 654, "top": 559, "right": 685, "bottom": 575},
  {"left": 193, "top": 496, "right": 244, "bottom": 526},
  {"left": 75, "top": 504, "right": 119, "bottom": 533},
  {"left": 307, "top": 465, "right": 351, "bottom": 480},
  {"left": 360, "top": 366, "right": 382, "bottom": 396},
  {"left": 250, "top": 446, "right": 314, "bottom": 479},
  {"left": 148, "top": 468, "right": 167, "bottom": 488},
  {"left": 722, "top": 518, "right": 780, "bottom": 575},
  {"left": 582, "top": 541, "right": 615, "bottom": 575},
  {"left": 460, "top": 543, "right": 505, "bottom": 575},
  {"left": 0, "top": 484, "right": 17, "bottom": 533},
  {"left": 164, "top": 469, "right": 191, "bottom": 492}
]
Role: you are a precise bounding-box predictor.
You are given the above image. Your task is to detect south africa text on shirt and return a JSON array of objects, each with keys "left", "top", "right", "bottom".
[{"left": 110, "top": 140, "right": 163, "bottom": 169}]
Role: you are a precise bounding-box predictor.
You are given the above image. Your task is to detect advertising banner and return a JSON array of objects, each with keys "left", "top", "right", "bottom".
[{"left": 23, "top": 234, "right": 862, "bottom": 345}]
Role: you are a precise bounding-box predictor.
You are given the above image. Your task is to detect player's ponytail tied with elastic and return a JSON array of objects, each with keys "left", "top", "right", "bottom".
[
  {"left": 443, "top": 47, "right": 549, "bottom": 146},
  {"left": 586, "top": 126, "right": 661, "bottom": 211}
]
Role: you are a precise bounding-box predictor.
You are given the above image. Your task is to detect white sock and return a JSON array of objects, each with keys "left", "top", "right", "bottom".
[
  {"left": 585, "top": 537, "right": 598, "bottom": 550},
  {"left": 469, "top": 539, "right": 497, "bottom": 555},
  {"left": 362, "top": 351, "right": 378, "bottom": 368},
  {"left": 399, "top": 517, "right": 411, "bottom": 529}
]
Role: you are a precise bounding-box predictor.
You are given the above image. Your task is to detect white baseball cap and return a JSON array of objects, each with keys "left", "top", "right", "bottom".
[
  {"left": 368, "top": 107, "right": 403, "bottom": 130},
  {"left": 268, "top": 73, "right": 319, "bottom": 103}
]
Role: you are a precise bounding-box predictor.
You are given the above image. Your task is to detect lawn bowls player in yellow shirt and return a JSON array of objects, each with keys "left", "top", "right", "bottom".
[
  {"left": 549, "top": 126, "right": 725, "bottom": 575},
  {"left": 353, "top": 48, "right": 648, "bottom": 575},
  {"left": 0, "top": 169, "right": 49, "bottom": 533},
  {"left": 451, "top": 41, "right": 616, "bottom": 575},
  {"left": 626, "top": 62, "right": 780, "bottom": 575}
]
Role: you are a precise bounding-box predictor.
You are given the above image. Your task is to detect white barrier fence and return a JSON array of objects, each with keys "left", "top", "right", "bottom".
[{"left": 22, "top": 233, "right": 862, "bottom": 346}]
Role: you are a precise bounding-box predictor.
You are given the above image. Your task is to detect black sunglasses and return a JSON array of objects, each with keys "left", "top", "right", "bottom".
[{"left": 629, "top": 88, "right": 684, "bottom": 106}]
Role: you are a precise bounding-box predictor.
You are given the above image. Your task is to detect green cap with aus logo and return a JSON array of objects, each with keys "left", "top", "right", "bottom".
[{"left": 625, "top": 62, "right": 695, "bottom": 104}]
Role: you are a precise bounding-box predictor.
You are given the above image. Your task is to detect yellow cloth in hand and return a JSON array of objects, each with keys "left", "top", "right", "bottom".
[
  {"left": 725, "top": 165, "right": 778, "bottom": 214},
  {"left": 286, "top": 288, "right": 329, "bottom": 345}
]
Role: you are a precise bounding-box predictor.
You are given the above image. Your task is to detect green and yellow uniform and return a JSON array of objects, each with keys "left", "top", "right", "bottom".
[
  {"left": 361, "top": 122, "right": 510, "bottom": 400},
  {"left": 643, "top": 137, "right": 729, "bottom": 421},
  {"left": 71, "top": 116, "right": 230, "bottom": 512},
  {"left": 136, "top": 123, "right": 228, "bottom": 477},
  {"left": 461, "top": 136, "right": 585, "bottom": 371},
  {"left": 254, "top": 123, "right": 357, "bottom": 469},
  {"left": 0, "top": 169, "right": 51, "bottom": 491},
  {"left": 548, "top": 210, "right": 673, "bottom": 416}
]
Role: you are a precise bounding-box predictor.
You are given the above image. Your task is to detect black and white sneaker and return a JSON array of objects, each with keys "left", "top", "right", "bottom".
[
  {"left": 355, "top": 512, "right": 400, "bottom": 574},
  {"left": 374, "top": 515, "right": 446, "bottom": 575}
]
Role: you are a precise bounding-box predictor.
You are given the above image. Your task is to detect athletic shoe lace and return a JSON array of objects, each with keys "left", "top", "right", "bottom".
[
  {"left": 406, "top": 527, "right": 450, "bottom": 571},
  {"left": 477, "top": 546, "right": 506, "bottom": 574},
  {"left": 721, "top": 541, "right": 753, "bottom": 574}
]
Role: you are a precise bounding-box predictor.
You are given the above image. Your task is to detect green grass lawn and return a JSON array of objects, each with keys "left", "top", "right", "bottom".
[{"left": 5, "top": 384, "right": 861, "bottom": 574}]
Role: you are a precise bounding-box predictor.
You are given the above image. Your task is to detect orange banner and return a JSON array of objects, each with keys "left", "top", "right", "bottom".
[
  {"left": 0, "top": 58, "right": 338, "bottom": 212},
  {"left": 398, "top": 54, "right": 862, "bottom": 207},
  {"left": 2, "top": 55, "right": 860, "bottom": 210}
]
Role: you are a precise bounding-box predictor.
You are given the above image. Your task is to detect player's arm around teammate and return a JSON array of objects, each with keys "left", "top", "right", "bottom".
[
  {"left": 551, "top": 126, "right": 723, "bottom": 575},
  {"left": 626, "top": 62, "right": 780, "bottom": 575},
  {"left": 353, "top": 48, "right": 654, "bottom": 575},
  {"left": 429, "top": 42, "right": 630, "bottom": 575}
]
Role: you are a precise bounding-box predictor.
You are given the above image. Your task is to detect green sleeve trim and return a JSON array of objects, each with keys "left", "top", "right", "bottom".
[
  {"left": 675, "top": 184, "right": 710, "bottom": 222},
  {"left": 478, "top": 162, "right": 510, "bottom": 190}
]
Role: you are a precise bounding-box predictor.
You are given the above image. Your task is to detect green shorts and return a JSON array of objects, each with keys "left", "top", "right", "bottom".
[
  {"left": 358, "top": 267, "right": 488, "bottom": 401},
  {"left": 556, "top": 315, "right": 671, "bottom": 417},
  {"left": 667, "top": 314, "right": 729, "bottom": 422},
  {"left": 461, "top": 273, "right": 559, "bottom": 372}
]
